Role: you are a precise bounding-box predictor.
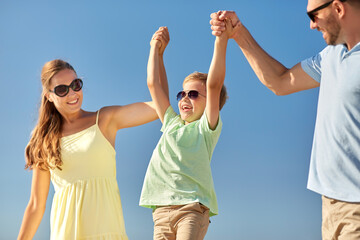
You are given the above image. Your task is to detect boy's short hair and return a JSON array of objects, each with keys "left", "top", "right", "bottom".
[{"left": 183, "top": 72, "right": 228, "bottom": 110}]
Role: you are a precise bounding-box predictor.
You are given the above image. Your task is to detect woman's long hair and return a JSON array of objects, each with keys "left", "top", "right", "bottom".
[{"left": 25, "top": 59, "right": 76, "bottom": 171}]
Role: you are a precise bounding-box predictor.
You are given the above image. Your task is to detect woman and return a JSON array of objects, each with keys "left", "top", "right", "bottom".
[{"left": 18, "top": 59, "right": 159, "bottom": 240}]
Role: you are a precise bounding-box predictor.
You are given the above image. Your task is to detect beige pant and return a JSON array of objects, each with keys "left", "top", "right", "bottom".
[
  {"left": 152, "top": 202, "right": 210, "bottom": 240},
  {"left": 322, "top": 196, "right": 360, "bottom": 240}
]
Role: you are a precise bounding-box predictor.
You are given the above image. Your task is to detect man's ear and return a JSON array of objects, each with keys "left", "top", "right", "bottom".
[{"left": 334, "top": 1, "right": 346, "bottom": 19}]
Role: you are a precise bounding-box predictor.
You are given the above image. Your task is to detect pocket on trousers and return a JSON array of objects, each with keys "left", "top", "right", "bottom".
[
  {"left": 199, "top": 203, "right": 210, "bottom": 215},
  {"left": 153, "top": 207, "right": 170, "bottom": 225}
]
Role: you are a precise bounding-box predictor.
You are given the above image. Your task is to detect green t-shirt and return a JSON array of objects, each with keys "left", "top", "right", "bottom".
[{"left": 139, "top": 106, "right": 222, "bottom": 216}]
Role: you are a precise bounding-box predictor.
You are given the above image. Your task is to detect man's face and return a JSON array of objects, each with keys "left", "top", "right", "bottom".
[
  {"left": 307, "top": 0, "right": 342, "bottom": 45},
  {"left": 322, "top": 13, "right": 341, "bottom": 45}
]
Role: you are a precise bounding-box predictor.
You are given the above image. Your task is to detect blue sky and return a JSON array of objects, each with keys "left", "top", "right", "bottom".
[{"left": 1, "top": 0, "right": 326, "bottom": 239}]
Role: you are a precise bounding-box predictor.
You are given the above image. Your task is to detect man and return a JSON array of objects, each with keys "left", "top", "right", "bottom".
[{"left": 210, "top": 1, "right": 360, "bottom": 239}]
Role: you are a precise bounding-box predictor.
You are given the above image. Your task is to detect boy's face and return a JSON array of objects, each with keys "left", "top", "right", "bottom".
[{"left": 178, "top": 80, "right": 206, "bottom": 124}]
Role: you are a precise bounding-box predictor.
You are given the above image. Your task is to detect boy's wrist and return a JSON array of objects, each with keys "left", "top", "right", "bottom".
[
  {"left": 215, "top": 36, "right": 228, "bottom": 46},
  {"left": 150, "top": 40, "right": 161, "bottom": 50}
]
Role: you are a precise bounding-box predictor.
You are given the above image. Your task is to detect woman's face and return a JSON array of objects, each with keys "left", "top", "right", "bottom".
[{"left": 47, "top": 68, "right": 83, "bottom": 116}]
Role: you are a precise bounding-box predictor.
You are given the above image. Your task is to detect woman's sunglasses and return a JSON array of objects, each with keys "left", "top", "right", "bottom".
[
  {"left": 176, "top": 90, "right": 205, "bottom": 101},
  {"left": 49, "top": 78, "right": 83, "bottom": 97}
]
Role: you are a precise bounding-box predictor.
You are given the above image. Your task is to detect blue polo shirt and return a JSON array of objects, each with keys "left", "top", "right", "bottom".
[{"left": 301, "top": 42, "right": 360, "bottom": 202}]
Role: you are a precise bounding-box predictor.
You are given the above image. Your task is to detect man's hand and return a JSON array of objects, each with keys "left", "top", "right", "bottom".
[{"left": 210, "top": 10, "right": 241, "bottom": 38}]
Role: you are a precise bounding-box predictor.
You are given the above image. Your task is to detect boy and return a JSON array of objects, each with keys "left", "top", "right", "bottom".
[{"left": 140, "top": 21, "right": 231, "bottom": 240}]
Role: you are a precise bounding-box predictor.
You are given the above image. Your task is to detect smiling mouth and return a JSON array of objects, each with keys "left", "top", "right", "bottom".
[
  {"left": 67, "top": 98, "right": 79, "bottom": 105},
  {"left": 182, "top": 105, "right": 192, "bottom": 111}
]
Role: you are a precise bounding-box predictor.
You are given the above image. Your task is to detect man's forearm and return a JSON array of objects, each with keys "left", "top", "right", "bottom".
[{"left": 233, "top": 24, "right": 289, "bottom": 94}]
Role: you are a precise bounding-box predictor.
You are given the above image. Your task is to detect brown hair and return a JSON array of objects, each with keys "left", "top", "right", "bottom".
[
  {"left": 25, "top": 59, "right": 76, "bottom": 171},
  {"left": 183, "top": 71, "right": 228, "bottom": 110},
  {"left": 347, "top": 0, "right": 360, "bottom": 8}
]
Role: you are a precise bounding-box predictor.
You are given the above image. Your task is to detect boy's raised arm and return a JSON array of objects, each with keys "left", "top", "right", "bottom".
[
  {"left": 206, "top": 19, "right": 232, "bottom": 130},
  {"left": 147, "top": 27, "right": 171, "bottom": 123},
  {"left": 158, "top": 28, "right": 170, "bottom": 100}
]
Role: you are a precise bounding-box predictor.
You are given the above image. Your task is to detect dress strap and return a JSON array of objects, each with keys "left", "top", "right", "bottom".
[{"left": 96, "top": 109, "right": 101, "bottom": 125}]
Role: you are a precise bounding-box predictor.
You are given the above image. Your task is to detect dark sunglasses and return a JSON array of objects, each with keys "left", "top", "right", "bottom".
[
  {"left": 307, "top": 0, "right": 346, "bottom": 22},
  {"left": 49, "top": 78, "right": 83, "bottom": 97},
  {"left": 176, "top": 90, "right": 205, "bottom": 101}
]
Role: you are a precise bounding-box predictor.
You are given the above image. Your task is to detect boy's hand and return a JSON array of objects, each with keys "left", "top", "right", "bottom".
[
  {"left": 150, "top": 27, "right": 170, "bottom": 55},
  {"left": 158, "top": 27, "right": 169, "bottom": 55},
  {"left": 150, "top": 32, "right": 162, "bottom": 49},
  {"left": 217, "top": 18, "right": 234, "bottom": 40},
  {"left": 210, "top": 10, "right": 241, "bottom": 39}
]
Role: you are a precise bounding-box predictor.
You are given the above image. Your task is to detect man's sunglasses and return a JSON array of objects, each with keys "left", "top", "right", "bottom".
[
  {"left": 307, "top": 0, "right": 346, "bottom": 22},
  {"left": 176, "top": 90, "right": 205, "bottom": 101},
  {"left": 49, "top": 78, "right": 83, "bottom": 97}
]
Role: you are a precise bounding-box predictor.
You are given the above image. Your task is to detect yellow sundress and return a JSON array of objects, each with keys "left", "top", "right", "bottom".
[{"left": 50, "top": 110, "right": 128, "bottom": 240}]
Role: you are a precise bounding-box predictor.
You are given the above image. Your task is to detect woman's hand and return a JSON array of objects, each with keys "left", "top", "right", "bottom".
[{"left": 150, "top": 26, "right": 170, "bottom": 55}]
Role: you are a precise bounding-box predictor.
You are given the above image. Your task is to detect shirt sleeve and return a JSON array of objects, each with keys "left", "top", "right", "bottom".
[
  {"left": 301, "top": 46, "right": 329, "bottom": 83},
  {"left": 160, "top": 106, "right": 178, "bottom": 132},
  {"left": 199, "top": 112, "right": 222, "bottom": 135},
  {"left": 198, "top": 111, "right": 223, "bottom": 157}
]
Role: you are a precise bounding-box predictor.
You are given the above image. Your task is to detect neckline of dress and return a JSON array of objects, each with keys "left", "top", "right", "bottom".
[{"left": 61, "top": 124, "right": 97, "bottom": 139}]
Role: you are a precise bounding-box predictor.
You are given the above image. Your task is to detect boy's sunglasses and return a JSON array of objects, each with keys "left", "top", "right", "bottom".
[
  {"left": 307, "top": 0, "right": 346, "bottom": 22},
  {"left": 176, "top": 90, "right": 205, "bottom": 101},
  {"left": 49, "top": 78, "right": 83, "bottom": 97}
]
